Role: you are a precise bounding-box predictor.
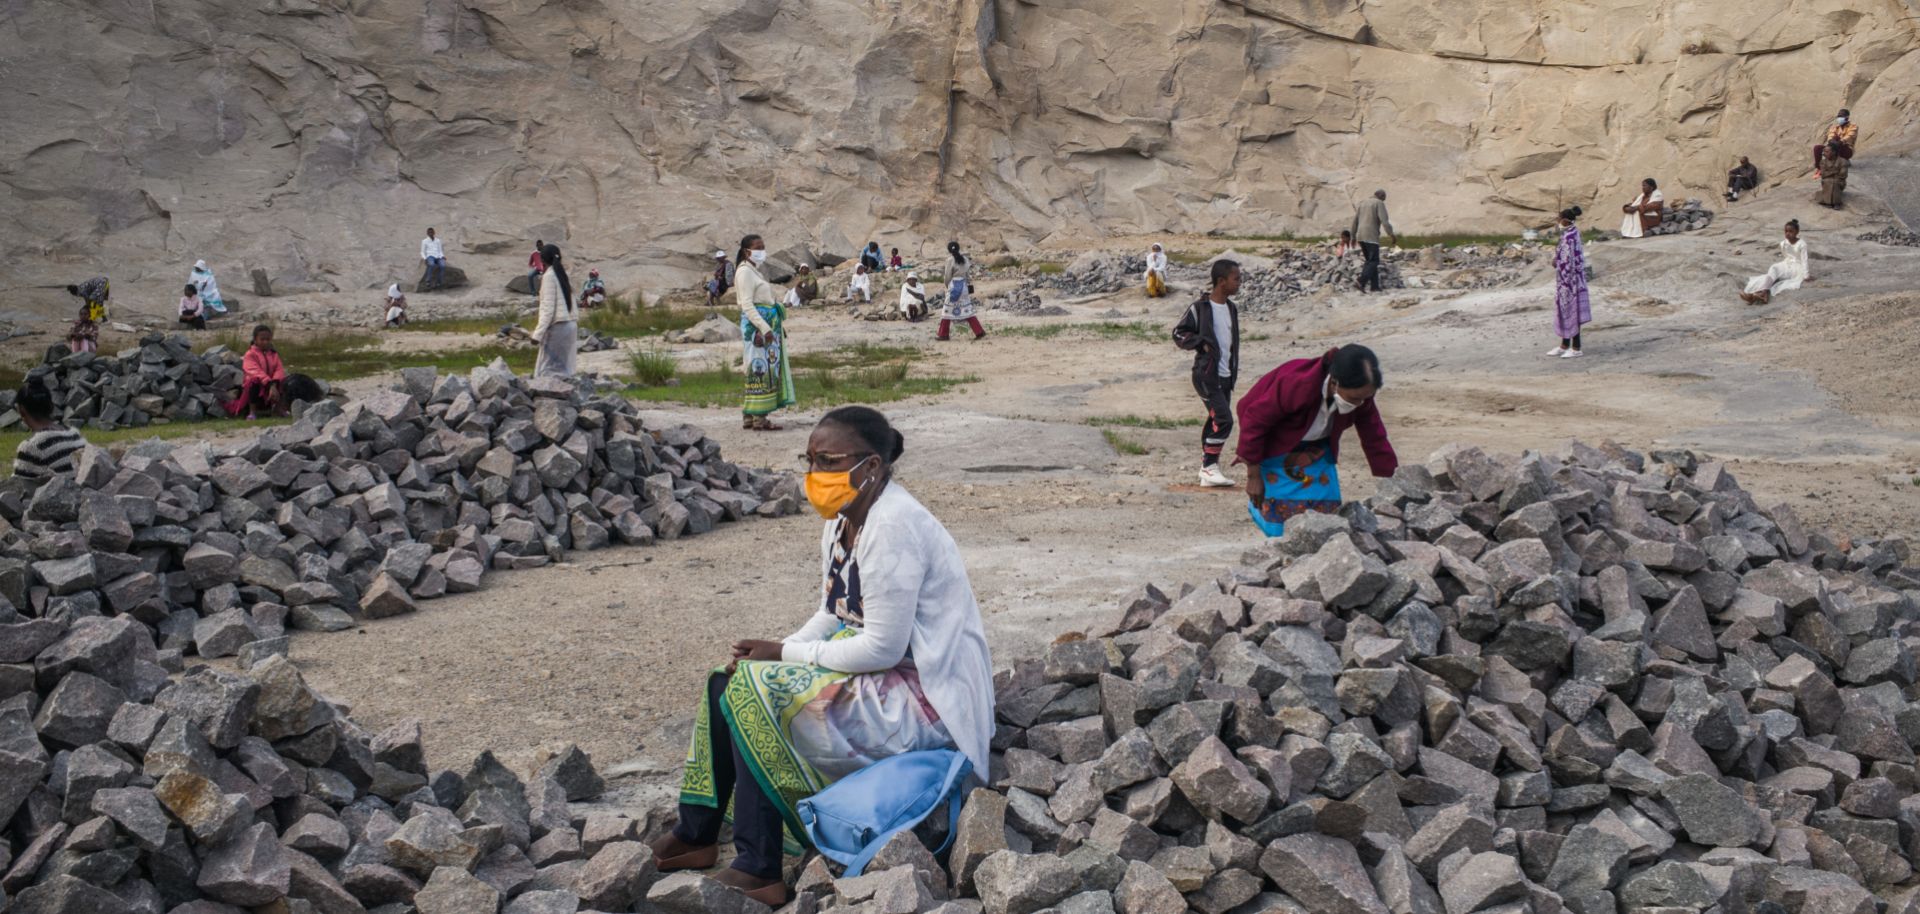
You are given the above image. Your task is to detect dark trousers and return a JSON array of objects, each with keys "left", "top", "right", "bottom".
[
  {"left": 1559, "top": 333, "right": 1582, "bottom": 350},
  {"left": 1358, "top": 242, "right": 1382, "bottom": 292},
  {"left": 1813, "top": 142, "right": 1853, "bottom": 170},
  {"left": 179, "top": 315, "right": 206, "bottom": 330},
  {"left": 937, "top": 317, "right": 985, "bottom": 339},
  {"left": 673, "top": 673, "right": 783, "bottom": 880},
  {"left": 1196, "top": 375, "right": 1233, "bottom": 466}
]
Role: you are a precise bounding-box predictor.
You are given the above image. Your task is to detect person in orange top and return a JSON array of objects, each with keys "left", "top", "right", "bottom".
[
  {"left": 1813, "top": 108, "right": 1858, "bottom": 171},
  {"left": 225, "top": 324, "right": 289, "bottom": 419}
]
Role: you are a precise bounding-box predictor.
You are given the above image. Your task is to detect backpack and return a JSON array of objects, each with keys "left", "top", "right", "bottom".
[{"left": 794, "top": 749, "right": 972, "bottom": 878}]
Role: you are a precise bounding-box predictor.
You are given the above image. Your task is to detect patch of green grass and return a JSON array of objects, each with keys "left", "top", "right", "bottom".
[
  {"left": 394, "top": 313, "right": 523, "bottom": 335},
  {"left": 997, "top": 323, "right": 1164, "bottom": 342},
  {"left": 1088, "top": 414, "right": 1202, "bottom": 429},
  {"left": 1243, "top": 332, "right": 1272, "bottom": 343},
  {"left": 0, "top": 418, "right": 292, "bottom": 474},
  {"left": 582, "top": 305, "right": 709, "bottom": 339},
  {"left": 1213, "top": 232, "right": 1325, "bottom": 244},
  {"left": 1167, "top": 250, "right": 1216, "bottom": 265},
  {"left": 206, "top": 329, "right": 534, "bottom": 381},
  {"left": 626, "top": 345, "right": 974, "bottom": 408},
  {"left": 1102, "top": 428, "right": 1149, "bottom": 456},
  {"left": 628, "top": 347, "right": 679, "bottom": 386},
  {"left": 790, "top": 342, "right": 923, "bottom": 371},
  {"left": 1031, "top": 262, "right": 1067, "bottom": 275}
]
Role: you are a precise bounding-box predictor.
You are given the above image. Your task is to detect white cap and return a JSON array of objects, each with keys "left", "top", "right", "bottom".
[{"left": 714, "top": 250, "right": 727, "bottom": 259}]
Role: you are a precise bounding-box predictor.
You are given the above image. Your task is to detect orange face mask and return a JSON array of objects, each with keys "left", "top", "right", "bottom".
[{"left": 805, "top": 456, "right": 877, "bottom": 519}]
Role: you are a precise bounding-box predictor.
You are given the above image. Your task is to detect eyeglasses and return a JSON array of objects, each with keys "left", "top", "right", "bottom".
[{"left": 798, "top": 451, "right": 875, "bottom": 471}]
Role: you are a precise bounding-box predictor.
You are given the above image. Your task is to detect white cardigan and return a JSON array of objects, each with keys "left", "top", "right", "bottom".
[
  {"left": 531, "top": 269, "right": 576, "bottom": 342},
  {"left": 781, "top": 483, "right": 996, "bottom": 777}
]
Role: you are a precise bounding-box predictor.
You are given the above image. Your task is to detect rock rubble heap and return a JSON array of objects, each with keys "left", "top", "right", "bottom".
[
  {"left": 0, "top": 362, "right": 800, "bottom": 665},
  {"left": 1, "top": 603, "right": 662, "bottom": 913},
  {"left": 1858, "top": 228, "right": 1920, "bottom": 248},
  {"left": 494, "top": 324, "right": 621, "bottom": 353},
  {"left": 743, "top": 440, "right": 1920, "bottom": 914},
  {"left": 0, "top": 335, "right": 247, "bottom": 433},
  {"left": 988, "top": 250, "right": 1412, "bottom": 316}
]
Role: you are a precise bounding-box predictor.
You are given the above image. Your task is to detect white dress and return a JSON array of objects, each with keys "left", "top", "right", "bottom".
[
  {"left": 1745, "top": 239, "right": 1809, "bottom": 295},
  {"left": 1619, "top": 190, "right": 1664, "bottom": 238}
]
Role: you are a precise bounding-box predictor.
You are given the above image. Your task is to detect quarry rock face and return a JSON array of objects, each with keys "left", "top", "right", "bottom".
[{"left": 3, "top": 0, "right": 1915, "bottom": 302}]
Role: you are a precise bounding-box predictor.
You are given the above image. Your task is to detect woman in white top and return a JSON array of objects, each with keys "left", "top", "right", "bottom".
[
  {"left": 530, "top": 244, "right": 577, "bottom": 377},
  {"left": 898, "top": 273, "right": 928, "bottom": 321},
  {"left": 383, "top": 283, "right": 408, "bottom": 328},
  {"left": 1144, "top": 242, "right": 1170, "bottom": 297},
  {"left": 1741, "top": 220, "right": 1809, "bottom": 305},
  {"left": 1619, "top": 178, "right": 1665, "bottom": 238},
  {"left": 653, "top": 407, "right": 994, "bottom": 907},
  {"left": 846, "top": 264, "right": 873, "bottom": 303},
  {"left": 735, "top": 234, "right": 794, "bottom": 429}
]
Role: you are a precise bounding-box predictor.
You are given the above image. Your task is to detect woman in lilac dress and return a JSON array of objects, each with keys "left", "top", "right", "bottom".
[{"left": 1547, "top": 206, "right": 1591, "bottom": 359}]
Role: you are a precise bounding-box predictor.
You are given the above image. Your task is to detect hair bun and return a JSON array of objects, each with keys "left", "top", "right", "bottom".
[{"left": 1569, "top": 206, "right": 1583, "bottom": 218}]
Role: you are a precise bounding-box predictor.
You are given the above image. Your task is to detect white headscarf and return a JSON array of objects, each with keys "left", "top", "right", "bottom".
[
  {"left": 387, "top": 282, "right": 403, "bottom": 299},
  {"left": 193, "top": 259, "right": 209, "bottom": 272}
]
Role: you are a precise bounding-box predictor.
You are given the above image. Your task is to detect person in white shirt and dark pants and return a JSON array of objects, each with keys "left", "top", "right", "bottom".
[
  {"left": 420, "top": 228, "right": 447, "bottom": 291},
  {"left": 1171, "top": 259, "right": 1242, "bottom": 488}
]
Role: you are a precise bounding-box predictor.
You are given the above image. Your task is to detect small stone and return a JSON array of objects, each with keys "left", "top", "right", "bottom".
[
  {"left": 415, "top": 865, "right": 502, "bottom": 914},
  {"left": 975, "top": 850, "right": 1082, "bottom": 914}
]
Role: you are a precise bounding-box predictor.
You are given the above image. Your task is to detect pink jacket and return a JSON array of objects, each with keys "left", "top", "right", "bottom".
[{"left": 243, "top": 347, "right": 285, "bottom": 384}]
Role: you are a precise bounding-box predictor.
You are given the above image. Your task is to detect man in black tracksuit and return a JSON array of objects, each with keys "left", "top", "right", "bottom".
[{"left": 1171, "top": 259, "right": 1242, "bottom": 487}]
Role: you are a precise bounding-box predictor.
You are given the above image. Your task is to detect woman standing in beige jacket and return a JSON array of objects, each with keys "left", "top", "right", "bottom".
[{"left": 531, "top": 244, "right": 578, "bottom": 378}]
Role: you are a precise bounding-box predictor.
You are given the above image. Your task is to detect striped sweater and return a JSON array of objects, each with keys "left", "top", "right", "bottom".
[{"left": 13, "top": 427, "right": 85, "bottom": 480}]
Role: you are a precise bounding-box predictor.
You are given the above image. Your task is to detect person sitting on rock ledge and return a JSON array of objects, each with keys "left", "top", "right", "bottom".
[
  {"left": 11, "top": 379, "right": 85, "bottom": 480},
  {"left": 419, "top": 227, "right": 447, "bottom": 291},
  {"left": 1813, "top": 108, "right": 1857, "bottom": 172},
  {"left": 845, "top": 263, "right": 873, "bottom": 303},
  {"left": 791, "top": 264, "right": 819, "bottom": 306},
  {"left": 889, "top": 247, "right": 903, "bottom": 271},
  {"left": 899, "top": 273, "right": 928, "bottom": 321},
  {"left": 1236, "top": 343, "right": 1397, "bottom": 536},
  {"left": 1619, "top": 178, "right": 1665, "bottom": 239},
  {"left": 225, "top": 324, "right": 288, "bottom": 420},
  {"left": 579, "top": 269, "right": 607, "bottom": 309},
  {"left": 651, "top": 406, "right": 993, "bottom": 909},
  {"left": 1816, "top": 141, "right": 1850, "bottom": 208},
  {"left": 1725, "top": 156, "right": 1759, "bottom": 202},
  {"left": 384, "top": 283, "right": 408, "bottom": 327},
  {"left": 1144, "top": 242, "right": 1170, "bottom": 298},
  {"left": 179, "top": 283, "right": 207, "bottom": 330}
]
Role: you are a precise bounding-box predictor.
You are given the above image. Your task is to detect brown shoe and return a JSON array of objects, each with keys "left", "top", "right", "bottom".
[
  {"left": 649, "top": 834, "right": 719, "bottom": 872},
  {"left": 713, "top": 867, "right": 791, "bottom": 906}
]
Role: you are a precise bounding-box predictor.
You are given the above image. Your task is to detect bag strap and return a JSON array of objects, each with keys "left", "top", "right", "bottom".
[{"left": 842, "top": 753, "right": 973, "bottom": 878}]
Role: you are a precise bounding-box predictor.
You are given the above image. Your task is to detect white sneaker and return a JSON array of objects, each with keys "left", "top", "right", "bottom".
[
  {"left": 1546, "top": 347, "right": 1566, "bottom": 357},
  {"left": 1198, "top": 465, "right": 1235, "bottom": 488},
  {"left": 1561, "top": 349, "right": 1584, "bottom": 359}
]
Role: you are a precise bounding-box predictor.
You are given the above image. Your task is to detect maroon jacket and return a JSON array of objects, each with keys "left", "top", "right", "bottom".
[{"left": 1234, "top": 348, "right": 1398, "bottom": 476}]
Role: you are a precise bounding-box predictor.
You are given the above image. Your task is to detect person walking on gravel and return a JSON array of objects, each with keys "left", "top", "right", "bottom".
[
  {"left": 1235, "top": 344, "right": 1398, "bottom": 536},
  {"left": 936, "top": 240, "right": 986, "bottom": 341},
  {"left": 1349, "top": 189, "right": 1397, "bottom": 292},
  {"left": 1173, "top": 259, "right": 1242, "bottom": 487}
]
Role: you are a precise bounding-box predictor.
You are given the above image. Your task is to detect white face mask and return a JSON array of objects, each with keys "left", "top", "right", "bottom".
[
  {"left": 750, "top": 250, "right": 768, "bottom": 265},
  {"left": 1836, "top": 116, "right": 1848, "bottom": 125},
  {"left": 1333, "top": 393, "right": 1363, "bottom": 414}
]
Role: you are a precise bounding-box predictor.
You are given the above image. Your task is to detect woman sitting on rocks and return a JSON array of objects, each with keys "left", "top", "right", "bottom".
[
  {"left": 1740, "top": 220, "right": 1809, "bottom": 305},
  {"left": 651, "top": 406, "right": 994, "bottom": 907}
]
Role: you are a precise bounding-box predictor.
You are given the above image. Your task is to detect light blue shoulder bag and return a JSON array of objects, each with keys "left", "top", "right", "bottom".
[{"left": 794, "top": 748, "right": 973, "bottom": 877}]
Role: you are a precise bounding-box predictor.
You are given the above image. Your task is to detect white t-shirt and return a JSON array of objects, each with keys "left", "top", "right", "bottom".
[
  {"left": 1210, "top": 301, "right": 1233, "bottom": 377},
  {"left": 850, "top": 272, "right": 871, "bottom": 293},
  {"left": 420, "top": 236, "right": 445, "bottom": 259}
]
